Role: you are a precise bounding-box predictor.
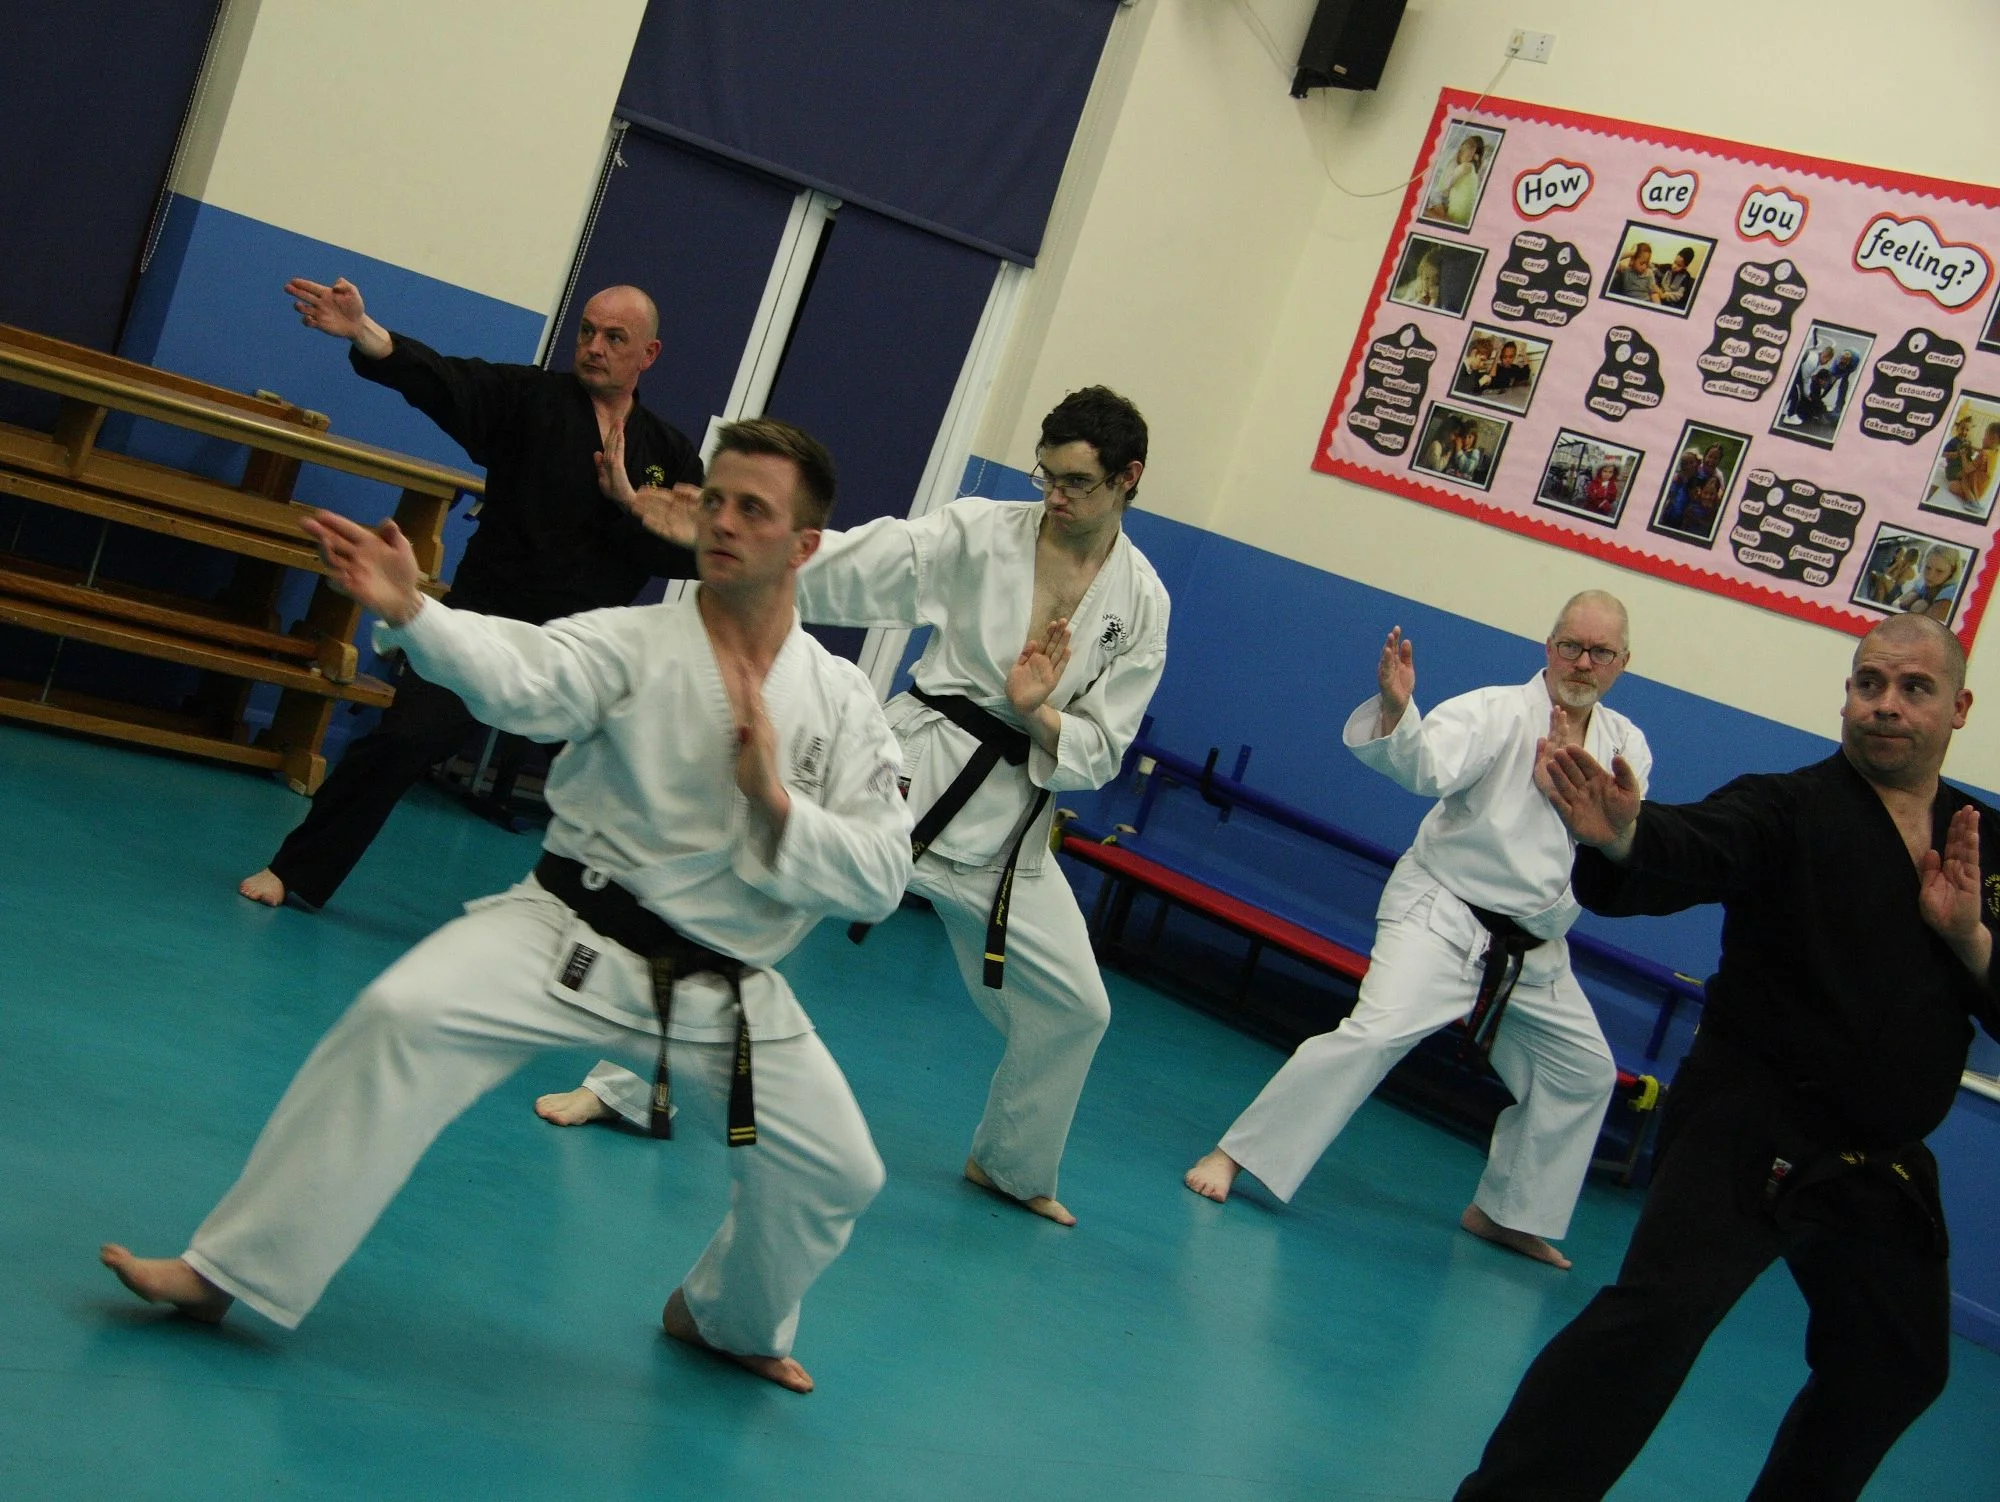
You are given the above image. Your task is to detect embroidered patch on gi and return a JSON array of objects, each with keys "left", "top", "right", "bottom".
[
  {"left": 789, "top": 731, "right": 828, "bottom": 795},
  {"left": 1986, "top": 873, "right": 2000, "bottom": 918},
  {"left": 1100, "top": 615, "right": 1127, "bottom": 649},
  {"left": 644, "top": 463, "right": 667, "bottom": 486},
  {"left": 559, "top": 943, "right": 599, "bottom": 990}
]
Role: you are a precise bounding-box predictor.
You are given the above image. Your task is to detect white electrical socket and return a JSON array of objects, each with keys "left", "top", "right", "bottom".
[{"left": 1506, "top": 29, "right": 1555, "bottom": 63}]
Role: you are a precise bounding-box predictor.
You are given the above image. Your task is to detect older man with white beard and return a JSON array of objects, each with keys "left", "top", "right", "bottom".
[{"left": 1185, "top": 592, "right": 1651, "bottom": 1269}]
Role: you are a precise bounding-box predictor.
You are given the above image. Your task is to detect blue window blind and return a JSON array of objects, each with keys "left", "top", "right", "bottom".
[{"left": 616, "top": 0, "right": 1119, "bottom": 266}]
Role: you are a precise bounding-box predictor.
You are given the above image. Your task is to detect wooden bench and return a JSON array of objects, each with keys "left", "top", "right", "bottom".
[
  {"left": 0, "top": 323, "right": 480, "bottom": 792},
  {"left": 1058, "top": 817, "right": 1667, "bottom": 1184}
]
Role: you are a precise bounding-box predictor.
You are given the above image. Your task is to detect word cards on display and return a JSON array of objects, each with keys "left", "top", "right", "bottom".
[{"left": 1317, "top": 89, "right": 2000, "bottom": 644}]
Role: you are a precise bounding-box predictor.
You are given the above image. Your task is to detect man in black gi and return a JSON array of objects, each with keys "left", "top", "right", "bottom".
[
  {"left": 240, "top": 276, "right": 704, "bottom": 910},
  {"left": 1456, "top": 611, "right": 2000, "bottom": 1501}
]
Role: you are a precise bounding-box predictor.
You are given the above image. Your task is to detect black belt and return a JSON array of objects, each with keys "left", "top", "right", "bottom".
[
  {"left": 1461, "top": 903, "right": 1545, "bottom": 1058},
  {"left": 534, "top": 852, "right": 756, "bottom": 1146},
  {"left": 848, "top": 687, "right": 1050, "bottom": 988}
]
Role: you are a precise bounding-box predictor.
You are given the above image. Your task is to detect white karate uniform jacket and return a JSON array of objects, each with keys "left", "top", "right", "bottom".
[
  {"left": 1342, "top": 671, "right": 1653, "bottom": 939},
  {"left": 382, "top": 594, "right": 915, "bottom": 1038},
  {"left": 798, "top": 497, "right": 1171, "bottom": 865}
]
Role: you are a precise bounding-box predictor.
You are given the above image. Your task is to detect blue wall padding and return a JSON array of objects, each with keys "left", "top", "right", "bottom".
[{"left": 16, "top": 195, "right": 550, "bottom": 754}]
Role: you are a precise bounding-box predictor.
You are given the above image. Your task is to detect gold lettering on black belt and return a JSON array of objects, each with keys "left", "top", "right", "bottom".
[
  {"left": 1461, "top": 904, "right": 1544, "bottom": 1059},
  {"left": 849, "top": 689, "right": 1047, "bottom": 990},
  {"left": 536, "top": 851, "right": 756, "bottom": 1147}
]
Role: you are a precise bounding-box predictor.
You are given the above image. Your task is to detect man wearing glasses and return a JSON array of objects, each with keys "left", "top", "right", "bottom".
[
  {"left": 537, "top": 387, "right": 1169, "bottom": 1229},
  {"left": 1186, "top": 592, "right": 1650, "bottom": 1270}
]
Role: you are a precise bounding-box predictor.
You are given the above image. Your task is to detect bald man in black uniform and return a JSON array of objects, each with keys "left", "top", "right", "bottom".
[
  {"left": 241, "top": 277, "right": 703, "bottom": 910},
  {"left": 1458, "top": 613, "right": 2000, "bottom": 1501}
]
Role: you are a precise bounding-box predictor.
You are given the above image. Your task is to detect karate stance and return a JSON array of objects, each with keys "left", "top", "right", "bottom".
[
  {"left": 1459, "top": 613, "right": 1997, "bottom": 1499},
  {"left": 1185, "top": 593, "right": 1652, "bottom": 1268},
  {"left": 103, "top": 419, "right": 912, "bottom": 1393},
  {"left": 536, "top": 387, "right": 1171, "bottom": 1227}
]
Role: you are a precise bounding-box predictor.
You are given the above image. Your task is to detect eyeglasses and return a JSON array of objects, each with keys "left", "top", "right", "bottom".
[
  {"left": 1553, "top": 639, "right": 1625, "bottom": 667},
  {"left": 1029, "top": 464, "right": 1114, "bottom": 502}
]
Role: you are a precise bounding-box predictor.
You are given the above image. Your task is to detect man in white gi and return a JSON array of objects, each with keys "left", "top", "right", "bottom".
[
  {"left": 101, "top": 419, "right": 913, "bottom": 1393},
  {"left": 1184, "top": 592, "right": 1651, "bottom": 1268},
  {"left": 536, "top": 387, "right": 1171, "bottom": 1227}
]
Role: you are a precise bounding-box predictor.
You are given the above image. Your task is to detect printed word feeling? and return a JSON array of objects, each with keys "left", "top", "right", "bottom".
[
  {"left": 1738, "top": 187, "right": 1807, "bottom": 245},
  {"left": 1638, "top": 168, "right": 1697, "bottom": 217},
  {"left": 1855, "top": 216, "right": 1990, "bottom": 309},
  {"left": 1515, "top": 160, "right": 1591, "bottom": 218}
]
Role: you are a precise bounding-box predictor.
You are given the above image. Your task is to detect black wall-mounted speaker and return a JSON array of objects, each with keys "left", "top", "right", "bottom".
[{"left": 1290, "top": 0, "right": 1409, "bottom": 97}]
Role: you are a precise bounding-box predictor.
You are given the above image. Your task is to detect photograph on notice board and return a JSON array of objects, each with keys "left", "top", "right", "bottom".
[
  {"left": 1851, "top": 524, "right": 1974, "bottom": 625},
  {"left": 1388, "top": 234, "right": 1488, "bottom": 318},
  {"left": 1648, "top": 421, "right": 1750, "bottom": 546},
  {"left": 1917, "top": 391, "right": 2000, "bottom": 524},
  {"left": 1599, "top": 222, "right": 1716, "bottom": 317},
  {"left": 1418, "top": 119, "right": 1505, "bottom": 233},
  {"left": 1534, "top": 429, "right": 1644, "bottom": 527},
  {"left": 1773, "top": 321, "right": 1875, "bottom": 449},
  {"left": 1410, "top": 401, "right": 1509, "bottom": 490},
  {"left": 1447, "top": 323, "right": 1551, "bottom": 415}
]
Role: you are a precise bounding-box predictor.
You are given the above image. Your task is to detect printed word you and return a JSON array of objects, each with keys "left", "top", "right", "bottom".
[{"left": 1738, "top": 186, "right": 1807, "bottom": 245}]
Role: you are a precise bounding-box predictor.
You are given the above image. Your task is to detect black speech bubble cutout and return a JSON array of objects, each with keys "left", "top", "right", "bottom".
[
  {"left": 1583, "top": 325, "right": 1667, "bottom": 424},
  {"left": 1489, "top": 231, "right": 1594, "bottom": 330},
  {"left": 1345, "top": 323, "right": 1439, "bottom": 458},
  {"left": 1697, "top": 258, "right": 1810, "bottom": 403},
  {"left": 1728, "top": 470, "right": 1863, "bottom": 589},
  {"left": 1857, "top": 328, "right": 1966, "bottom": 445}
]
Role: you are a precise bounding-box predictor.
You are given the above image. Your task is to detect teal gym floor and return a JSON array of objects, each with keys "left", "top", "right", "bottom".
[{"left": 4, "top": 721, "right": 1997, "bottom": 1500}]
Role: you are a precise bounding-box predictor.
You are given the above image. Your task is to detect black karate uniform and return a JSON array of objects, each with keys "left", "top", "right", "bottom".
[
  {"left": 267, "top": 334, "right": 701, "bottom": 908},
  {"left": 1459, "top": 753, "right": 2000, "bottom": 1502}
]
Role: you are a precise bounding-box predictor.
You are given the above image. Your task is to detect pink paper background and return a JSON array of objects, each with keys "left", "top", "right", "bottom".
[{"left": 1316, "top": 90, "right": 2000, "bottom": 647}]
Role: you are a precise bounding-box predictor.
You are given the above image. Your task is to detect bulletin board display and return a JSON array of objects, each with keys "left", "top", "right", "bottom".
[{"left": 1315, "top": 89, "right": 2000, "bottom": 647}]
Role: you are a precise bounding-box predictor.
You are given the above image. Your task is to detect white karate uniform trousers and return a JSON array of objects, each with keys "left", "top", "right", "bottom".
[
  {"left": 1218, "top": 868, "right": 1616, "bottom": 1239},
  {"left": 584, "top": 855, "right": 1111, "bottom": 1205},
  {"left": 183, "top": 893, "right": 884, "bottom": 1356}
]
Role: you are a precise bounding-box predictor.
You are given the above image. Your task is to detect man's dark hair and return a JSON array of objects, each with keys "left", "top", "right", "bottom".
[
  {"left": 712, "top": 417, "right": 837, "bottom": 529},
  {"left": 1039, "top": 386, "right": 1149, "bottom": 503}
]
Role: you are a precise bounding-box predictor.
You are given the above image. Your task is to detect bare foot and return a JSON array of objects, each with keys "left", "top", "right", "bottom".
[
  {"left": 534, "top": 1087, "right": 613, "bottom": 1126},
  {"left": 1460, "top": 1204, "right": 1572, "bottom": 1270},
  {"left": 99, "top": 1245, "right": 233, "bottom": 1322},
  {"left": 238, "top": 869, "right": 285, "bottom": 906},
  {"left": 662, "top": 1287, "right": 813, "bottom": 1393},
  {"left": 1183, "top": 1147, "right": 1242, "bottom": 1203},
  {"left": 964, "top": 1157, "right": 1076, "bottom": 1226}
]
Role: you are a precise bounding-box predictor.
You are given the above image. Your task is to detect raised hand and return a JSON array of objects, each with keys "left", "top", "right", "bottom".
[
  {"left": 660, "top": 484, "right": 703, "bottom": 546},
  {"left": 596, "top": 423, "right": 702, "bottom": 546},
  {"left": 1006, "top": 618, "right": 1072, "bottom": 717},
  {"left": 1536, "top": 743, "right": 1642, "bottom": 856},
  {"left": 1377, "top": 626, "right": 1415, "bottom": 734},
  {"left": 300, "top": 511, "right": 424, "bottom": 626},
  {"left": 283, "top": 276, "right": 391, "bottom": 359},
  {"left": 594, "top": 421, "right": 638, "bottom": 509},
  {"left": 729, "top": 660, "right": 790, "bottom": 824},
  {"left": 1545, "top": 698, "right": 1585, "bottom": 753},
  {"left": 285, "top": 277, "right": 365, "bottom": 340},
  {"left": 1919, "top": 804, "right": 1991, "bottom": 973}
]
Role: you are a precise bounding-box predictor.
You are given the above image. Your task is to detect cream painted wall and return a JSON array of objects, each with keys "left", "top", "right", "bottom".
[
  {"left": 171, "top": 0, "right": 648, "bottom": 317},
  {"left": 998, "top": 0, "right": 2000, "bottom": 786}
]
